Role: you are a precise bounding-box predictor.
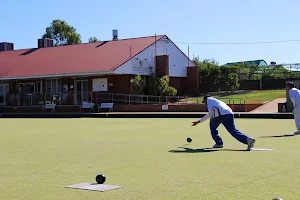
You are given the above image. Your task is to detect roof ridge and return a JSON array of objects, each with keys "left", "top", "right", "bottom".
[
  {"left": 0, "top": 35, "right": 166, "bottom": 52},
  {"left": 227, "top": 59, "right": 266, "bottom": 63}
]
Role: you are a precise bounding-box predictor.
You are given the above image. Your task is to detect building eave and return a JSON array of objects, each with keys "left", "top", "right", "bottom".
[{"left": 0, "top": 71, "right": 115, "bottom": 81}]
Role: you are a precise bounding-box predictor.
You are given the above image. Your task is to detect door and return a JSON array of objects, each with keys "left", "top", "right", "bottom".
[
  {"left": 19, "top": 83, "right": 35, "bottom": 106},
  {"left": 0, "top": 84, "right": 9, "bottom": 105},
  {"left": 75, "top": 80, "right": 89, "bottom": 104}
]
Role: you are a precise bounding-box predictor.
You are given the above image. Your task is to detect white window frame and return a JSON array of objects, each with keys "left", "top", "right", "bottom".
[
  {"left": 0, "top": 83, "right": 9, "bottom": 106},
  {"left": 75, "top": 79, "right": 89, "bottom": 104},
  {"left": 46, "top": 79, "right": 62, "bottom": 94}
]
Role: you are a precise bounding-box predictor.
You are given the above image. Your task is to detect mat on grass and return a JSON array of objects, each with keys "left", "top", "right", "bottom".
[
  {"left": 250, "top": 148, "right": 275, "bottom": 151},
  {"left": 65, "top": 183, "right": 123, "bottom": 192}
]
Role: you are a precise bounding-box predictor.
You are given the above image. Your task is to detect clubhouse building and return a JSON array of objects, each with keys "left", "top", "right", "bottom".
[{"left": 0, "top": 32, "right": 198, "bottom": 109}]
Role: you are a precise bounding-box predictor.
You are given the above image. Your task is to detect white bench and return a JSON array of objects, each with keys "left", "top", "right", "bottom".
[
  {"left": 79, "top": 102, "right": 95, "bottom": 113},
  {"left": 98, "top": 103, "right": 114, "bottom": 113},
  {"left": 42, "top": 104, "right": 56, "bottom": 113}
]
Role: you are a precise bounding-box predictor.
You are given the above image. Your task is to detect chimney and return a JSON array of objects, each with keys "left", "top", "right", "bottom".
[
  {"left": 38, "top": 38, "right": 54, "bottom": 48},
  {"left": 0, "top": 42, "right": 14, "bottom": 52},
  {"left": 112, "top": 29, "right": 118, "bottom": 41}
]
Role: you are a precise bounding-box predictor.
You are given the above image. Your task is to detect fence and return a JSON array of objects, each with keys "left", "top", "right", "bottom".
[
  {"left": 199, "top": 79, "right": 287, "bottom": 92},
  {"left": 93, "top": 93, "right": 193, "bottom": 105},
  {"left": 2, "top": 91, "right": 246, "bottom": 106}
]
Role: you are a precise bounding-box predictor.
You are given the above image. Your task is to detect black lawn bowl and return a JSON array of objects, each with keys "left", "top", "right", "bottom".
[
  {"left": 187, "top": 137, "right": 192, "bottom": 143},
  {"left": 96, "top": 174, "right": 106, "bottom": 184}
]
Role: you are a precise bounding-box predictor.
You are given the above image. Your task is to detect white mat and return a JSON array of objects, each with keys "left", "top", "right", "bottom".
[
  {"left": 65, "top": 183, "right": 123, "bottom": 192},
  {"left": 250, "top": 148, "right": 275, "bottom": 151},
  {"left": 286, "top": 133, "right": 297, "bottom": 136}
]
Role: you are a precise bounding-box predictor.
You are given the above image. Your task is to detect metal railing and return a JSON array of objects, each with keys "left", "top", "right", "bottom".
[
  {"left": 218, "top": 98, "right": 246, "bottom": 105},
  {"left": 5, "top": 91, "right": 92, "bottom": 106},
  {"left": 93, "top": 93, "right": 193, "bottom": 105},
  {"left": 2, "top": 91, "right": 246, "bottom": 106}
]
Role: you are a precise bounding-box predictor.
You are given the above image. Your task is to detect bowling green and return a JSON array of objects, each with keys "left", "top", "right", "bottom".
[{"left": 0, "top": 118, "right": 299, "bottom": 200}]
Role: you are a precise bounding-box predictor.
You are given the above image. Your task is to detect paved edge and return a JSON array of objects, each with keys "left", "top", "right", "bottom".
[
  {"left": 0, "top": 112, "right": 293, "bottom": 119},
  {"left": 250, "top": 98, "right": 287, "bottom": 113}
]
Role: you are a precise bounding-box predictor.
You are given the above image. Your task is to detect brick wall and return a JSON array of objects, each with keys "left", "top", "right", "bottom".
[
  {"left": 169, "top": 67, "right": 198, "bottom": 96},
  {"left": 156, "top": 55, "right": 169, "bottom": 76},
  {"left": 113, "top": 103, "right": 262, "bottom": 112},
  {"left": 0, "top": 103, "right": 262, "bottom": 113},
  {"left": 109, "top": 75, "right": 131, "bottom": 94},
  {"left": 186, "top": 67, "right": 199, "bottom": 96},
  {"left": 113, "top": 104, "right": 205, "bottom": 112},
  {"left": 230, "top": 104, "right": 262, "bottom": 112},
  {"left": 169, "top": 77, "right": 185, "bottom": 95},
  {"left": 88, "top": 75, "right": 131, "bottom": 94},
  {"left": 244, "top": 104, "right": 263, "bottom": 112}
]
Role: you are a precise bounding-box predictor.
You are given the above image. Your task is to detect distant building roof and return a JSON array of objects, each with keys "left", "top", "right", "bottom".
[{"left": 224, "top": 60, "right": 268, "bottom": 67}]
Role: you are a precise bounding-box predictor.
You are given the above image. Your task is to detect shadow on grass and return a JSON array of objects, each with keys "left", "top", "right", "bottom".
[
  {"left": 260, "top": 133, "right": 299, "bottom": 138},
  {"left": 169, "top": 147, "right": 247, "bottom": 153}
]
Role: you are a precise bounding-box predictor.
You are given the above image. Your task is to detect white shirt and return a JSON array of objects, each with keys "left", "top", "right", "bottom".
[
  {"left": 289, "top": 88, "right": 300, "bottom": 108},
  {"left": 200, "top": 97, "right": 233, "bottom": 123}
]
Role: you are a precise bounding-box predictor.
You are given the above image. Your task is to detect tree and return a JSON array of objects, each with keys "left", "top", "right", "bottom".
[
  {"left": 220, "top": 65, "right": 239, "bottom": 76},
  {"left": 130, "top": 74, "right": 144, "bottom": 95},
  {"left": 88, "top": 37, "right": 100, "bottom": 43},
  {"left": 158, "top": 75, "right": 177, "bottom": 96},
  {"left": 147, "top": 73, "right": 177, "bottom": 96},
  {"left": 261, "top": 66, "right": 296, "bottom": 80},
  {"left": 149, "top": 72, "right": 159, "bottom": 96},
  {"left": 241, "top": 63, "right": 261, "bottom": 80},
  {"left": 226, "top": 73, "right": 240, "bottom": 92},
  {"left": 42, "top": 20, "right": 81, "bottom": 46},
  {"left": 193, "top": 57, "right": 221, "bottom": 92}
]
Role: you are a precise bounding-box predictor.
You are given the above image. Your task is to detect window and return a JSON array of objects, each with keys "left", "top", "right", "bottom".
[
  {"left": 46, "top": 79, "right": 62, "bottom": 94},
  {"left": 36, "top": 81, "right": 42, "bottom": 94},
  {"left": 19, "top": 83, "right": 35, "bottom": 94}
]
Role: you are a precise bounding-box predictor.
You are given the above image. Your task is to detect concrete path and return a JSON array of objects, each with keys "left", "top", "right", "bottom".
[{"left": 250, "top": 98, "right": 286, "bottom": 113}]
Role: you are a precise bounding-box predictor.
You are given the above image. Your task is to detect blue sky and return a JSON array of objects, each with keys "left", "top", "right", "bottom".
[{"left": 1, "top": 0, "right": 300, "bottom": 65}]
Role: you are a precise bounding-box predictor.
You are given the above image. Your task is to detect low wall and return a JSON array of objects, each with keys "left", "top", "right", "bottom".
[
  {"left": 235, "top": 104, "right": 263, "bottom": 112},
  {"left": 0, "top": 103, "right": 263, "bottom": 113},
  {"left": 114, "top": 104, "right": 205, "bottom": 112},
  {"left": 0, "top": 112, "right": 293, "bottom": 119},
  {"left": 0, "top": 106, "right": 82, "bottom": 113},
  {"left": 113, "top": 103, "right": 262, "bottom": 112}
]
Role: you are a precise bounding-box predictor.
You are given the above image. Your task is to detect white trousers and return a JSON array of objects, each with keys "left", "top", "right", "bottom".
[{"left": 294, "top": 107, "right": 300, "bottom": 132}]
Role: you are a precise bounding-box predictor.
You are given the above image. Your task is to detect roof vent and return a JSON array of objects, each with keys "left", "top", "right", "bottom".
[
  {"left": 0, "top": 42, "right": 14, "bottom": 52},
  {"left": 112, "top": 30, "right": 118, "bottom": 41},
  {"left": 270, "top": 61, "right": 276, "bottom": 65},
  {"left": 38, "top": 38, "right": 54, "bottom": 48}
]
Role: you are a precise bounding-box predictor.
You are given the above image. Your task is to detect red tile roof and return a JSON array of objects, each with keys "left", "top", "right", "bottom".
[{"left": 0, "top": 35, "right": 165, "bottom": 80}]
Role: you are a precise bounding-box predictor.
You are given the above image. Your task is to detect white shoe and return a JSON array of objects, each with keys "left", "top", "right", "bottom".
[
  {"left": 213, "top": 144, "right": 223, "bottom": 148},
  {"left": 246, "top": 138, "right": 255, "bottom": 150}
]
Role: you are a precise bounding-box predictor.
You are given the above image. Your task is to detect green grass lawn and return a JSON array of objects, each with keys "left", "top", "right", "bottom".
[
  {"left": 186, "top": 90, "right": 286, "bottom": 104},
  {"left": 1, "top": 118, "right": 300, "bottom": 200}
]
